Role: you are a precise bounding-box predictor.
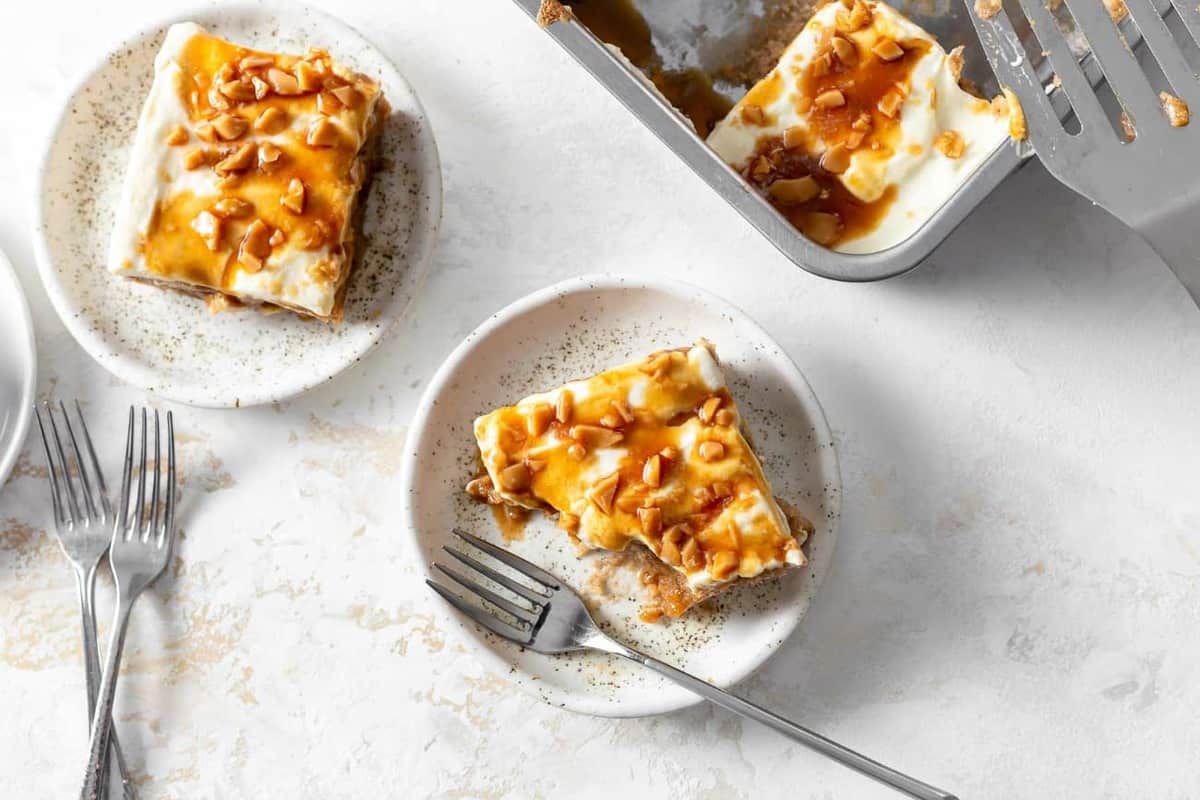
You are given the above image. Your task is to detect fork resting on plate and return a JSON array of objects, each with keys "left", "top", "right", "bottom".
[{"left": 429, "top": 528, "right": 957, "bottom": 800}]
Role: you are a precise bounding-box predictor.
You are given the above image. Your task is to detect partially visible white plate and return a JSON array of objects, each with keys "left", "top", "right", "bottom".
[
  {"left": 0, "top": 248, "right": 36, "bottom": 489},
  {"left": 33, "top": 3, "right": 441, "bottom": 408},
  {"left": 400, "top": 274, "right": 841, "bottom": 717}
]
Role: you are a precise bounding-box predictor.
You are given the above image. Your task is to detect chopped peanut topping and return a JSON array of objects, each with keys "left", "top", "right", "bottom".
[
  {"left": 527, "top": 403, "right": 555, "bottom": 437},
  {"left": 254, "top": 106, "right": 289, "bottom": 134},
  {"left": 878, "top": 90, "right": 905, "bottom": 119},
  {"left": 680, "top": 537, "right": 704, "bottom": 571},
  {"left": 281, "top": 178, "right": 306, "bottom": 214},
  {"left": 714, "top": 408, "right": 735, "bottom": 427},
  {"left": 267, "top": 68, "right": 301, "bottom": 95},
  {"left": 239, "top": 55, "right": 274, "bottom": 70},
  {"left": 873, "top": 39, "right": 905, "bottom": 61},
  {"left": 218, "top": 79, "right": 256, "bottom": 102},
  {"left": 637, "top": 507, "right": 663, "bottom": 537},
  {"left": 699, "top": 395, "right": 723, "bottom": 423},
  {"left": 974, "top": 0, "right": 1002, "bottom": 18},
  {"left": 820, "top": 143, "right": 852, "bottom": 174},
  {"left": 296, "top": 61, "right": 323, "bottom": 91},
  {"left": 588, "top": 473, "right": 620, "bottom": 515},
  {"left": 306, "top": 117, "right": 339, "bottom": 148},
  {"left": 782, "top": 126, "right": 806, "bottom": 149},
  {"left": 214, "top": 142, "right": 256, "bottom": 175},
  {"left": 499, "top": 462, "right": 531, "bottom": 492},
  {"left": 814, "top": 89, "right": 846, "bottom": 109},
  {"left": 772, "top": 176, "right": 820, "bottom": 206},
  {"left": 268, "top": 229, "right": 285, "bottom": 248},
  {"left": 742, "top": 104, "right": 767, "bottom": 125},
  {"left": 571, "top": 424, "right": 623, "bottom": 450},
  {"left": 1003, "top": 88, "right": 1027, "bottom": 140},
  {"left": 801, "top": 212, "right": 841, "bottom": 245},
  {"left": 258, "top": 141, "right": 283, "bottom": 169},
  {"left": 556, "top": 390, "right": 573, "bottom": 423},
  {"left": 643, "top": 454, "right": 663, "bottom": 488},
  {"left": 195, "top": 123, "right": 218, "bottom": 143},
  {"left": 251, "top": 76, "right": 270, "bottom": 100},
  {"left": 831, "top": 36, "right": 857, "bottom": 65},
  {"left": 238, "top": 219, "right": 273, "bottom": 272},
  {"left": 934, "top": 130, "right": 965, "bottom": 158},
  {"left": 165, "top": 125, "right": 189, "bottom": 146},
  {"left": 210, "top": 197, "right": 253, "bottom": 218},
  {"left": 331, "top": 85, "right": 360, "bottom": 108},
  {"left": 212, "top": 113, "right": 248, "bottom": 141},
  {"left": 698, "top": 441, "right": 725, "bottom": 462},
  {"left": 190, "top": 210, "right": 222, "bottom": 252},
  {"left": 1161, "top": 91, "right": 1189, "bottom": 127},
  {"left": 182, "top": 148, "right": 209, "bottom": 170},
  {"left": 711, "top": 550, "right": 740, "bottom": 580}
]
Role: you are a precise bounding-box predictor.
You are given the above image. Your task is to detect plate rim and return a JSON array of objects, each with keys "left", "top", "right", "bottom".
[
  {"left": 30, "top": 0, "right": 443, "bottom": 408},
  {"left": 0, "top": 248, "right": 37, "bottom": 490},
  {"left": 399, "top": 272, "right": 842, "bottom": 718}
]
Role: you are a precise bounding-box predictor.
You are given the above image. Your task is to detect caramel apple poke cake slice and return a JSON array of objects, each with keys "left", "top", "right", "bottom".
[
  {"left": 468, "top": 341, "right": 812, "bottom": 621},
  {"left": 108, "top": 23, "right": 386, "bottom": 321}
]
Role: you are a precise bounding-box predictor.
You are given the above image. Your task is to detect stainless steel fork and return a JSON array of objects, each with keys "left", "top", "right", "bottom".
[
  {"left": 428, "top": 528, "right": 957, "bottom": 800},
  {"left": 34, "top": 402, "right": 135, "bottom": 800},
  {"left": 80, "top": 408, "right": 176, "bottom": 800},
  {"left": 968, "top": 0, "right": 1200, "bottom": 304}
]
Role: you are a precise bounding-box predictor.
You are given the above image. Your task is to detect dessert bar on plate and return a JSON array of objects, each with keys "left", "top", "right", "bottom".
[
  {"left": 469, "top": 340, "right": 810, "bottom": 620},
  {"left": 108, "top": 22, "right": 385, "bottom": 321}
]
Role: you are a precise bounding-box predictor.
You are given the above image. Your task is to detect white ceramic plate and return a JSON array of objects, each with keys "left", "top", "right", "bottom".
[
  {"left": 0, "top": 248, "right": 37, "bottom": 489},
  {"left": 32, "top": 3, "right": 441, "bottom": 408},
  {"left": 401, "top": 275, "right": 841, "bottom": 717}
]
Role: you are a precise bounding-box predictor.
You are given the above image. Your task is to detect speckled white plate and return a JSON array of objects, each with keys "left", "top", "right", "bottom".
[
  {"left": 401, "top": 274, "right": 841, "bottom": 717},
  {"left": 32, "top": 3, "right": 441, "bottom": 408},
  {"left": 0, "top": 248, "right": 37, "bottom": 490}
]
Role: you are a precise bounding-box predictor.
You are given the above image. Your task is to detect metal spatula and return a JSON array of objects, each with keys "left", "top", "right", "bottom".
[{"left": 968, "top": 0, "right": 1200, "bottom": 305}]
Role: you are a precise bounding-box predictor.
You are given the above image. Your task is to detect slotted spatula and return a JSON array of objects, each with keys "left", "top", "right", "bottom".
[{"left": 968, "top": 0, "right": 1200, "bottom": 305}]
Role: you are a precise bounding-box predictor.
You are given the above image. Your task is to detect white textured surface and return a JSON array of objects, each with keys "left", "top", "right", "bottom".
[{"left": 1, "top": 0, "right": 1199, "bottom": 798}]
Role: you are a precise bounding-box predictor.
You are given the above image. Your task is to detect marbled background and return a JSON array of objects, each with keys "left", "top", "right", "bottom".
[{"left": 2, "top": 1, "right": 1199, "bottom": 798}]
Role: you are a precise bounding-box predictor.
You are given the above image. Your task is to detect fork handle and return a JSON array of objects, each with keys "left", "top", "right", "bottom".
[
  {"left": 597, "top": 639, "right": 956, "bottom": 800},
  {"left": 81, "top": 593, "right": 136, "bottom": 800},
  {"left": 75, "top": 566, "right": 137, "bottom": 800}
]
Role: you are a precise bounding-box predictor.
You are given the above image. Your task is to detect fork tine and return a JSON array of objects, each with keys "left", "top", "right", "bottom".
[
  {"left": 443, "top": 546, "right": 551, "bottom": 604},
  {"left": 149, "top": 410, "right": 162, "bottom": 544},
  {"left": 433, "top": 562, "right": 541, "bottom": 624},
  {"left": 427, "top": 580, "right": 533, "bottom": 644},
  {"left": 1016, "top": 0, "right": 1110, "bottom": 137},
  {"left": 1062, "top": 0, "right": 1162, "bottom": 125},
  {"left": 116, "top": 407, "right": 135, "bottom": 536},
  {"left": 73, "top": 401, "right": 112, "bottom": 522},
  {"left": 133, "top": 408, "right": 148, "bottom": 541},
  {"left": 58, "top": 401, "right": 100, "bottom": 523},
  {"left": 452, "top": 528, "right": 560, "bottom": 589},
  {"left": 1124, "top": 0, "right": 1200, "bottom": 108},
  {"left": 162, "top": 410, "right": 176, "bottom": 551},
  {"left": 44, "top": 402, "right": 83, "bottom": 526},
  {"left": 968, "top": 7, "right": 1067, "bottom": 165},
  {"left": 33, "top": 406, "right": 68, "bottom": 528}
]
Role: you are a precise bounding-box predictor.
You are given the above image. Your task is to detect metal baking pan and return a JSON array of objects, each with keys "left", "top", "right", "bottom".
[{"left": 512, "top": 0, "right": 1171, "bottom": 282}]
